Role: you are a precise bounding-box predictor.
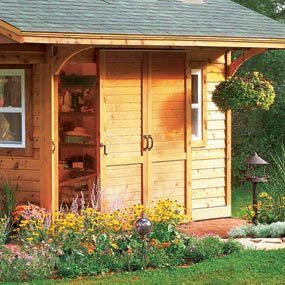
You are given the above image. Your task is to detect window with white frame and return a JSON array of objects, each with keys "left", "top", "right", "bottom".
[
  {"left": 0, "top": 69, "right": 25, "bottom": 148},
  {"left": 191, "top": 69, "right": 202, "bottom": 140}
]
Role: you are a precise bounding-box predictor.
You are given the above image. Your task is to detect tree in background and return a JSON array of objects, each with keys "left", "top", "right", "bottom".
[
  {"left": 231, "top": 0, "right": 285, "bottom": 184},
  {"left": 233, "top": 0, "right": 285, "bottom": 21}
]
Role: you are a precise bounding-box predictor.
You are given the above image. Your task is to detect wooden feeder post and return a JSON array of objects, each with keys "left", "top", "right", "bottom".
[{"left": 245, "top": 152, "right": 269, "bottom": 224}]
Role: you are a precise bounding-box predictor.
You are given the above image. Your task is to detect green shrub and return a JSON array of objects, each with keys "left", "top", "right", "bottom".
[
  {"left": 184, "top": 237, "right": 243, "bottom": 263},
  {"left": 0, "top": 244, "right": 57, "bottom": 282},
  {"left": 57, "top": 252, "right": 106, "bottom": 278},
  {"left": 222, "top": 239, "right": 244, "bottom": 254},
  {"left": 229, "top": 222, "right": 285, "bottom": 238},
  {"left": 184, "top": 236, "right": 224, "bottom": 263}
]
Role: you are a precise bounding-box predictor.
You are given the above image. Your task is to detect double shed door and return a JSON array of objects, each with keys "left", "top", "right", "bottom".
[{"left": 100, "top": 50, "right": 191, "bottom": 212}]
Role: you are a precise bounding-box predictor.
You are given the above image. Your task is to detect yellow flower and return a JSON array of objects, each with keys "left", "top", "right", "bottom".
[{"left": 110, "top": 242, "right": 119, "bottom": 250}]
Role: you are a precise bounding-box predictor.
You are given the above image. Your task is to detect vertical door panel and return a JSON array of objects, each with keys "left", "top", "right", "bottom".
[
  {"left": 100, "top": 51, "right": 145, "bottom": 211},
  {"left": 150, "top": 52, "right": 187, "bottom": 205}
]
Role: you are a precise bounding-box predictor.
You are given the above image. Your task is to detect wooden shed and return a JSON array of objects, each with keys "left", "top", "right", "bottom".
[{"left": 0, "top": 0, "right": 285, "bottom": 220}]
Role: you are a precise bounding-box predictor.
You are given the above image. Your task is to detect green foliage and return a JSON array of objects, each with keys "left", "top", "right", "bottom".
[
  {"left": 0, "top": 182, "right": 17, "bottom": 241},
  {"left": 254, "top": 146, "right": 285, "bottom": 223},
  {"left": 232, "top": 52, "right": 285, "bottom": 185},
  {"left": 46, "top": 250, "right": 285, "bottom": 285},
  {"left": 184, "top": 236, "right": 242, "bottom": 263},
  {"left": 56, "top": 252, "right": 106, "bottom": 278},
  {"left": 229, "top": 221, "right": 285, "bottom": 238},
  {"left": 0, "top": 217, "right": 9, "bottom": 244},
  {"left": 0, "top": 244, "right": 57, "bottom": 283},
  {"left": 232, "top": 0, "right": 285, "bottom": 21},
  {"left": 212, "top": 72, "right": 275, "bottom": 112},
  {"left": 0, "top": 182, "right": 17, "bottom": 219},
  {"left": 229, "top": 2, "right": 285, "bottom": 186},
  {"left": 222, "top": 239, "right": 244, "bottom": 254},
  {"left": 231, "top": 184, "right": 253, "bottom": 218}
]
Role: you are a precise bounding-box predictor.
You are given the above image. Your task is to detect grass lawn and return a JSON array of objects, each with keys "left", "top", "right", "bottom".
[
  {"left": 19, "top": 250, "right": 285, "bottom": 285},
  {"left": 232, "top": 183, "right": 252, "bottom": 218}
]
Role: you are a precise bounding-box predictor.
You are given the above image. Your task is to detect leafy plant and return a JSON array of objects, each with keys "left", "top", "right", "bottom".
[
  {"left": 213, "top": 72, "right": 275, "bottom": 112},
  {"left": 0, "top": 243, "right": 57, "bottom": 282},
  {"left": 0, "top": 182, "right": 17, "bottom": 218},
  {"left": 222, "top": 239, "right": 244, "bottom": 254},
  {"left": 0, "top": 217, "right": 9, "bottom": 244},
  {"left": 2, "top": 199, "right": 244, "bottom": 282},
  {"left": 184, "top": 236, "right": 224, "bottom": 263},
  {"left": 0, "top": 182, "right": 18, "bottom": 240},
  {"left": 229, "top": 221, "right": 285, "bottom": 238}
]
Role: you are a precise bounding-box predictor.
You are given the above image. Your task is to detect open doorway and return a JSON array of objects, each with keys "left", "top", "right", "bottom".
[{"left": 57, "top": 49, "right": 99, "bottom": 206}]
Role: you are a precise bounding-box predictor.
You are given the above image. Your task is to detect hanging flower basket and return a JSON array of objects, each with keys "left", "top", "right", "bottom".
[{"left": 212, "top": 72, "right": 275, "bottom": 112}]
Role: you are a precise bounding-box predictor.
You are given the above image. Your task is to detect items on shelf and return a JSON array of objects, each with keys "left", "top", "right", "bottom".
[
  {"left": 58, "top": 69, "right": 97, "bottom": 204},
  {"left": 59, "top": 74, "right": 95, "bottom": 114},
  {"left": 65, "top": 126, "right": 93, "bottom": 144}
]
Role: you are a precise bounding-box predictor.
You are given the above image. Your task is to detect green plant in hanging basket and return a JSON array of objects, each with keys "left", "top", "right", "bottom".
[{"left": 212, "top": 72, "right": 275, "bottom": 112}]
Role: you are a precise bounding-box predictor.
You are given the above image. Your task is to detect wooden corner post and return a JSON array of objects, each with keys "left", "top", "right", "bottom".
[
  {"left": 225, "top": 51, "right": 232, "bottom": 210},
  {"left": 40, "top": 46, "right": 59, "bottom": 211}
]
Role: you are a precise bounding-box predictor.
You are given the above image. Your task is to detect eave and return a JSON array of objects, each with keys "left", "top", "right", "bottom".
[
  {"left": 21, "top": 32, "right": 285, "bottom": 49},
  {"left": 1, "top": 20, "right": 285, "bottom": 49},
  {"left": 0, "top": 20, "right": 23, "bottom": 43}
]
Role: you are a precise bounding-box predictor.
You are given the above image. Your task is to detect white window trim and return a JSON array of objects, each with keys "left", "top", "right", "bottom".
[
  {"left": 191, "top": 69, "right": 202, "bottom": 141},
  {"left": 0, "top": 69, "right": 25, "bottom": 148}
]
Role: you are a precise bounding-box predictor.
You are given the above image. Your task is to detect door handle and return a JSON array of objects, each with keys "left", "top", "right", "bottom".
[
  {"left": 100, "top": 143, "right": 108, "bottom": 156},
  {"left": 148, "top": 135, "right": 154, "bottom": 151},
  {"left": 143, "top": 135, "right": 149, "bottom": 151}
]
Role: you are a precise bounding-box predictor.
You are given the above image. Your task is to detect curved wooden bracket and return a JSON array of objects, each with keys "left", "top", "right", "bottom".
[
  {"left": 228, "top": 48, "right": 268, "bottom": 77},
  {"left": 51, "top": 45, "right": 94, "bottom": 75}
]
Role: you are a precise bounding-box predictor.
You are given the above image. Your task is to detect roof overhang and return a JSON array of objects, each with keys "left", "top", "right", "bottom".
[
  {"left": 0, "top": 20, "right": 23, "bottom": 43},
  {"left": 1, "top": 20, "right": 285, "bottom": 49}
]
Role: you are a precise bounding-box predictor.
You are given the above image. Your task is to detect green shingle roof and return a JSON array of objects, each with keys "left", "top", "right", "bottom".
[{"left": 0, "top": 0, "right": 285, "bottom": 39}]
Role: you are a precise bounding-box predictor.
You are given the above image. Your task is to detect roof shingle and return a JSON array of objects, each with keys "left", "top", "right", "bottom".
[{"left": 0, "top": 0, "right": 285, "bottom": 39}]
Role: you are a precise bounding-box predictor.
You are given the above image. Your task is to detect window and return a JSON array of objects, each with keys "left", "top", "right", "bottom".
[
  {"left": 0, "top": 69, "right": 25, "bottom": 148},
  {"left": 191, "top": 69, "right": 202, "bottom": 141}
]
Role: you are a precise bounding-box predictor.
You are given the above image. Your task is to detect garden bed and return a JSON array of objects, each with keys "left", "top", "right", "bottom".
[{"left": 0, "top": 200, "right": 244, "bottom": 283}]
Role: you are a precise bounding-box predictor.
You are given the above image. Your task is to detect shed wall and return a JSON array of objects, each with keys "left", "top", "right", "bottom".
[
  {"left": 0, "top": 64, "right": 41, "bottom": 204},
  {"left": 191, "top": 49, "right": 230, "bottom": 220},
  {"left": 0, "top": 45, "right": 230, "bottom": 220}
]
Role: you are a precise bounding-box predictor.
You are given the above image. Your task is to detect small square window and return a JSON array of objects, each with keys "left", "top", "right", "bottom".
[{"left": 0, "top": 70, "right": 25, "bottom": 148}]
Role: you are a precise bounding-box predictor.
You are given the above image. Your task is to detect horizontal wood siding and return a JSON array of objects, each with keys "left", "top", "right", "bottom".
[
  {"left": 191, "top": 49, "right": 227, "bottom": 218},
  {"left": 152, "top": 161, "right": 185, "bottom": 204},
  {"left": 104, "top": 164, "right": 142, "bottom": 211}
]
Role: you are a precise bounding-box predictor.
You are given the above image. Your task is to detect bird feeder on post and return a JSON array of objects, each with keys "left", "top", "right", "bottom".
[{"left": 245, "top": 152, "right": 269, "bottom": 224}]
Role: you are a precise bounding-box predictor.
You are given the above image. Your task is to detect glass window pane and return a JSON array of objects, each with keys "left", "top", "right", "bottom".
[
  {"left": 0, "top": 75, "right": 22, "bottom": 107},
  {"left": 192, "top": 74, "right": 198, "bottom": 104},
  {"left": 192, "top": 109, "right": 198, "bottom": 137},
  {"left": 0, "top": 113, "right": 22, "bottom": 144}
]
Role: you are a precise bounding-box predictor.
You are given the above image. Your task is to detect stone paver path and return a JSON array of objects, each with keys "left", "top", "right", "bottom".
[
  {"left": 179, "top": 218, "right": 285, "bottom": 250},
  {"left": 235, "top": 238, "right": 285, "bottom": 250}
]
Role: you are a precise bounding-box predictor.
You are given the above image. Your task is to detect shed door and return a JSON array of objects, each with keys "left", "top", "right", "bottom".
[
  {"left": 99, "top": 51, "right": 146, "bottom": 211},
  {"left": 100, "top": 50, "right": 190, "bottom": 212},
  {"left": 149, "top": 52, "right": 187, "bottom": 206}
]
